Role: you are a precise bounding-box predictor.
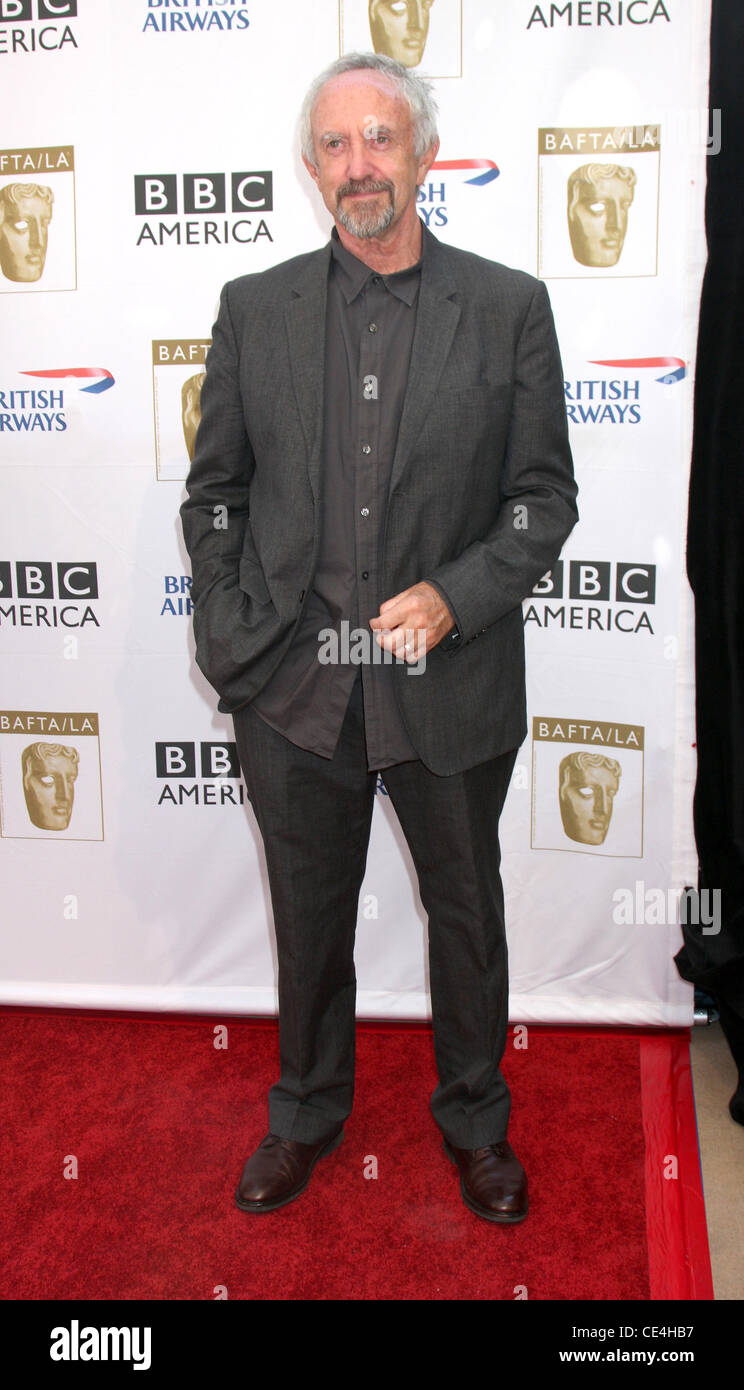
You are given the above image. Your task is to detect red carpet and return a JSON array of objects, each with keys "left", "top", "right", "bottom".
[{"left": 0, "top": 1010, "right": 712, "bottom": 1301}]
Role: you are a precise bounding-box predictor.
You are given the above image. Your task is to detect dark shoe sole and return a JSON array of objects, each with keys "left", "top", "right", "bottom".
[
  {"left": 234, "top": 1129, "right": 344, "bottom": 1214},
  {"left": 443, "top": 1139, "right": 529, "bottom": 1225}
]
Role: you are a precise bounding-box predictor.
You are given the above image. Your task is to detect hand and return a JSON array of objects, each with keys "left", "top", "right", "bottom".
[{"left": 369, "top": 582, "right": 455, "bottom": 663}]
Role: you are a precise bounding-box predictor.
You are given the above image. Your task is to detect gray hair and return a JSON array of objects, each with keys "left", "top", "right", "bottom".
[{"left": 299, "top": 52, "right": 438, "bottom": 167}]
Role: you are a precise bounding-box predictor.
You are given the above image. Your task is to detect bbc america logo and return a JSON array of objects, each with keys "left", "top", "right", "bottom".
[
  {"left": 0, "top": 0, "right": 76, "bottom": 17},
  {"left": 134, "top": 172, "right": 273, "bottom": 217},
  {"left": 134, "top": 170, "right": 274, "bottom": 248},
  {"left": 533, "top": 561, "right": 656, "bottom": 603},
  {"left": 0, "top": 0, "right": 78, "bottom": 55},
  {"left": 0, "top": 560, "right": 100, "bottom": 629},
  {"left": 155, "top": 741, "right": 249, "bottom": 807},
  {"left": 525, "top": 561, "right": 657, "bottom": 635}
]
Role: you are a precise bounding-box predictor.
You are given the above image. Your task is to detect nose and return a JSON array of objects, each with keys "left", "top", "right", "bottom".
[
  {"left": 27, "top": 218, "right": 42, "bottom": 250},
  {"left": 407, "top": 0, "right": 425, "bottom": 31},
  {"left": 346, "top": 137, "right": 379, "bottom": 182},
  {"left": 593, "top": 788, "right": 611, "bottom": 820}
]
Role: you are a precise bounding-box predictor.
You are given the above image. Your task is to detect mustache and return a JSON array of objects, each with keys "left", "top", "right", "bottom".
[{"left": 336, "top": 179, "right": 394, "bottom": 201}]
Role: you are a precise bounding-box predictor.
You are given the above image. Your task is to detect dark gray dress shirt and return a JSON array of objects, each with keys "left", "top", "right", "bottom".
[{"left": 251, "top": 226, "right": 426, "bottom": 770}]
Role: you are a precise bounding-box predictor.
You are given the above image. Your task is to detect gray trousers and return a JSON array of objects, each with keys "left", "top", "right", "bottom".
[{"left": 232, "top": 674, "right": 517, "bottom": 1148}]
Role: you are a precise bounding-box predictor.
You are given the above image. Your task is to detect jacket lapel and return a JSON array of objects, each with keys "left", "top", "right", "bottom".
[
  {"left": 389, "top": 227, "right": 461, "bottom": 496},
  {"left": 283, "top": 227, "right": 461, "bottom": 503},
  {"left": 284, "top": 243, "right": 332, "bottom": 503}
]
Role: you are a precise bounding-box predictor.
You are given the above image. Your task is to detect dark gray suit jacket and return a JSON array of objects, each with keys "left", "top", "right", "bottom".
[{"left": 180, "top": 224, "right": 578, "bottom": 775}]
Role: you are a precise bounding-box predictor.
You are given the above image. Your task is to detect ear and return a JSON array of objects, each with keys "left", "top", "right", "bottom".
[
  {"left": 415, "top": 136, "right": 440, "bottom": 187},
  {"left": 302, "top": 154, "right": 320, "bottom": 188}
]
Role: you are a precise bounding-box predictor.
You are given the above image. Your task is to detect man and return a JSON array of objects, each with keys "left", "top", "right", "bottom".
[
  {"left": 180, "top": 52, "right": 577, "bottom": 1224},
  {"left": 566, "top": 163, "right": 636, "bottom": 268},
  {"left": 368, "top": 0, "right": 434, "bottom": 67},
  {"left": 0, "top": 182, "right": 54, "bottom": 283}
]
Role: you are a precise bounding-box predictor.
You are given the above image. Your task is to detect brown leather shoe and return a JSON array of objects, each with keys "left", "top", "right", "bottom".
[
  {"left": 235, "top": 1130, "right": 343, "bottom": 1213},
  {"left": 444, "top": 1138, "right": 528, "bottom": 1224}
]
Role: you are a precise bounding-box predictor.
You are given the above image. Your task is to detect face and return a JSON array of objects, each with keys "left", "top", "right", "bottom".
[
  {"left": 0, "top": 191, "right": 53, "bottom": 282},
  {"left": 304, "top": 71, "right": 437, "bottom": 241},
  {"left": 369, "top": 0, "right": 434, "bottom": 68},
  {"left": 23, "top": 748, "right": 78, "bottom": 831},
  {"left": 559, "top": 761, "right": 619, "bottom": 846},
  {"left": 568, "top": 173, "right": 634, "bottom": 267}
]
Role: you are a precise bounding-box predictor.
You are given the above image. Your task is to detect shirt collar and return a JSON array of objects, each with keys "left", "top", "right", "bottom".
[{"left": 330, "top": 223, "right": 424, "bottom": 306}]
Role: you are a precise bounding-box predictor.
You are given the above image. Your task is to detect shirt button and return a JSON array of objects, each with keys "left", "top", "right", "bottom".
[
  {"left": 360, "top": 507, "right": 370, "bottom": 517},
  {"left": 368, "top": 322, "right": 378, "bottom": 333},
  {"left": 361, "top": 444, "right": 371, "bottom": 454},
  {"left": 361, "top": 570, "right": 369, "bottom": 580}
]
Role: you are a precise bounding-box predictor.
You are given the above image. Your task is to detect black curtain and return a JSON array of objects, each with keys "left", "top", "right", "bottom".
[{"left": 675, "top": 0, "right": 744, "bottom": 1020}]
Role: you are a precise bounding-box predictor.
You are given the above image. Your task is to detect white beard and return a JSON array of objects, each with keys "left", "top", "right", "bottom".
[{"left": 336, "top": 186, "right": 395, "bottom": 239}]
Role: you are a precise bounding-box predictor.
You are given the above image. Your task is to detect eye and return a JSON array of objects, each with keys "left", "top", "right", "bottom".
[
  {"left": 39, "top": 776, "right": 55, "bottom": 786},
  {"left": 12, "top": 220, "right": 29, "bottom": 231},
  {"left": 587, "top": 202, "right": 606, "bottom": 216},
  {"left": 577, "top": 786, "right": 593, "bottom": 799}
]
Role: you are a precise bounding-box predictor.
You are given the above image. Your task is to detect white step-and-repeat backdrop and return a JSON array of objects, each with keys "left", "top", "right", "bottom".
[{"left": 1, "top": 0, "right": 712, "bottom": 1023}]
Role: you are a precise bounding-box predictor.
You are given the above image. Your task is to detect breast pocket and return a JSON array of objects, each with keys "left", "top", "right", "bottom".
[
  {"left": 422, "top": 382, "right": 512, "bottom": 455},
  {"left": 441, "top": 382, "right": 512, "bottom": 408}
]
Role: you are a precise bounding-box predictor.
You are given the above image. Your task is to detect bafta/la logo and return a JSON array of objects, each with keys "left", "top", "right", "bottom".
[
  {"left": 0, "top": 146, "right": 77, "bottom": 293},
  {"left": 151, "top": 339, "right": 209, "bottom": 481},
  {"left": 23, "top": 740, "right": 78, "bottom": 830},
  {"left": 340, "top": 0, "right": 463, "bottom": 80},
  {"left": 0, "top": 0, "right": 79, "bottom": 55},
  {"left": 0, "top": 710, "right": 103, "bottom": 841},
  {"left": 530, "top": 717, "right": 644, "bottom": 858},
  {"left": 538, "top": 125, "right": 661, "bottom": 279}
]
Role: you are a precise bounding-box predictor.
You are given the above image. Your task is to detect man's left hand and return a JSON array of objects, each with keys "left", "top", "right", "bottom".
[{"left": 369, "top": 582, "right": 455, "bottom": 663}]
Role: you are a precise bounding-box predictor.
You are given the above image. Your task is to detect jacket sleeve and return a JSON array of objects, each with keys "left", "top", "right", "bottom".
[
  {"left": 179, "top": 280, "right": 267, "bottom": 693},
  {"left": 423, "top": 279, "right": 578, "bottom": 647}
]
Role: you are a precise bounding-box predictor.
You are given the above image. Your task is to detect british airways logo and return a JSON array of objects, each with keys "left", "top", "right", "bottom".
[
  {"left": 0, "top": 366, "right": 114, "bottom": 433},
  {"left": 565, "top": 355, "right": 686, "bottom": 424},
  {"left": 20, "top": 365, "right": 115, "bottom": 393},
  {"left": 417, "top": 158, "right": 499, "bottom": 228},
  {"left": 588, "top": 356, "right": 686, "bottom": 385}
]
